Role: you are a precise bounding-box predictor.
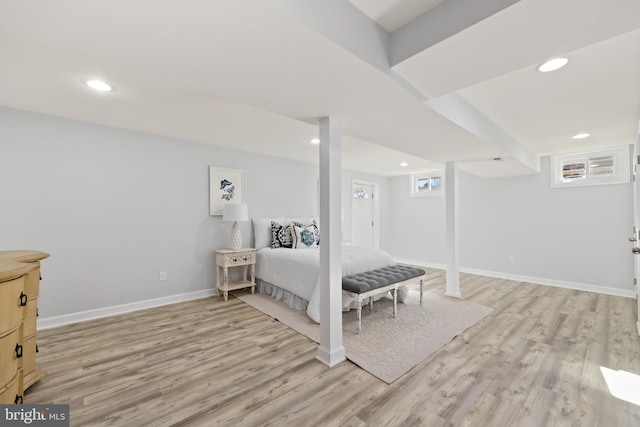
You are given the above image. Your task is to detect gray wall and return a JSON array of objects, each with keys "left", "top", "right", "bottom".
[
  {"left": 389, "top": 157, "right": 634, "bottom": 292},
  {"left": 1, "top": 107, "right": 396, "bottom": 319},
  {"left": 387, "top": 175, "right": 446, "bottom": 264},
  {"left": 0, "top": 107, "right": 326, "bottom": 318},
  {"left": 3, "top": 106, "right": 632, "bottom": 323}
]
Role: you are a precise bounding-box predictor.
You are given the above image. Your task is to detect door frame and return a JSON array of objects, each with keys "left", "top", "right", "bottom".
[
  {"left": 351, "top": 179, "right": 380, "bottom": 249},
  {"left": 634, "top": 139, "right": 640, "bottom": 336}
]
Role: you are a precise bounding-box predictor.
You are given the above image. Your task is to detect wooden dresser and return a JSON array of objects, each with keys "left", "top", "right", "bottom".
[{"left": 0, "top": 250, "right": 49, "bottom": 404}]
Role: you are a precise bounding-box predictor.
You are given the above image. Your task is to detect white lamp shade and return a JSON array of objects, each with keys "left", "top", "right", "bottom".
[{"left": 223, "top": 204, "right": 248, "bottom": 222}]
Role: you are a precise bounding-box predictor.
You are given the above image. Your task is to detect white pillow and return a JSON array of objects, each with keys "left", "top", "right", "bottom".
[
  {"left": 253, "top": 217, "right": 276, "bottom": 249},
  {"left": 291, "top": 223, "right": 319, "bottom": 249}
]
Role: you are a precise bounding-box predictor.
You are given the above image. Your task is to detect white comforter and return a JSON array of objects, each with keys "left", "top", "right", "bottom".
[{"left": 256, "top": 246, "right": 395, "bottom": 322}]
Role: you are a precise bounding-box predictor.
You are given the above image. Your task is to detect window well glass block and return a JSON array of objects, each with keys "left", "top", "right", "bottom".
[
  {"left": 430, "top": 176, "right": 442, "bottom": 191},
  {"left": 417, "top": 178, "right": 430, "bottom": 192},
  {"left": 589, "top": 156, "right": 614, "bottom": 177},
  {"left": 562, "top": 161, "right": 586, "bottom": 181}
]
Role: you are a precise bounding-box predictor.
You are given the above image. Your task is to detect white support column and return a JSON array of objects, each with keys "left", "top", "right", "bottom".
[
  {"left": 445, "top": 161, "right": 462, "bottom": 298},
  {"left": 316, "top": 116, "right": 346, "bottom": 367}
]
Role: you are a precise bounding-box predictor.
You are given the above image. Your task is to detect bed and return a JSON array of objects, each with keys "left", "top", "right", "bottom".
[{"left": 253, "top": 217, "right": 404, "bottom": 323}]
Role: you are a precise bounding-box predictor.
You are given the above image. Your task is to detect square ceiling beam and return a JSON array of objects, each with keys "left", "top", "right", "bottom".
[{"left": 389, "top": 0, "right": 521, "bottom": 67}]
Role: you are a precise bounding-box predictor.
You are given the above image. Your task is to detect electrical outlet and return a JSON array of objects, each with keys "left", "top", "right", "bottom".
[{"left": 159, "top": 271, "right": 166, "bottom": 281}]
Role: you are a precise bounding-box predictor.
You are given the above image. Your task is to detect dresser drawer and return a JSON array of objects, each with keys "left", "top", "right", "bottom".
[
  {"left": 0, "top": 277, "right": 26, "bottom": 336},
  {"left": 23, "top": 298, "right": 38, "bottom": 339},
  {"left": 0, "top": 327, "right": 22, "bottom": 388},
  {"left": 0, "top": 370, "right": 23, "bottom": 405},
  {"left": 24, "top": 265, "right": 40, "bottom": 299},
  {"left": 22, "top": 334, "right": 37, "bottom": 377}
]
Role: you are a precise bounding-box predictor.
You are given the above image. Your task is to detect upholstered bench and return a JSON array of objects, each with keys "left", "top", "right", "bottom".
[{"left": 342, "top": 265, "right": 426, "bottom": 333}]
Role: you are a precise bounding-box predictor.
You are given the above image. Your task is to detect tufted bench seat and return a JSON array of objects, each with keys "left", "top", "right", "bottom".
[{"left": 342, "top": 265, "right": 426, "bottom": 333}]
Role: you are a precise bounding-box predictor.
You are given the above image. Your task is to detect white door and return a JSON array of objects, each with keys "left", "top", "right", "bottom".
[
  {"left": 632, "top": 141, "right": 640, "bottom": 336},
  {"left": 352, "top": 183, "right": 374, "bottom": 248}
]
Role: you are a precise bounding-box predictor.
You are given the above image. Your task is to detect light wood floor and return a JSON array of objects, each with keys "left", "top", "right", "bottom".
[{"left": 26, "top": 270, "right": 640, "bottom": 426}]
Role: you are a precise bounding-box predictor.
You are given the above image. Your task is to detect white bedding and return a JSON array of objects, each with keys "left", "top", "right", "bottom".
[{"left": 256, "top": 246, "right": 395, "bottom": 323}]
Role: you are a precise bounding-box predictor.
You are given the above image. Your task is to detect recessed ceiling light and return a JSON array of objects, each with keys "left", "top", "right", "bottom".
[
  {"left": 310, "top": 138, "right": 320, "bottom": 144},
  {"left": 400, "top": 161, "right": 408, "bottom": 167},
  {"left": 537, "top": 57, "right": 568, "bottom": 73},
  {"left": 86, "top": 80, "right": 113, "bottom": 92},
  {"left": 572, "top": 132, "right": 591, "bottom": 140}
]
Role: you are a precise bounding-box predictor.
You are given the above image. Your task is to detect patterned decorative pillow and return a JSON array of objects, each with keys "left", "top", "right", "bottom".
[
  {"left": 295, "top": 220, "right": 319, "bottom": 246},
  {"left": 291, "top": 222, "right": 319, "bottom": 249},
  {"left": 271, "top": 221, "right": 294, "bottom": 249}
]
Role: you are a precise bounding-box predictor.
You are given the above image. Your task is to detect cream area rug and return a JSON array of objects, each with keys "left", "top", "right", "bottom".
[{"left": 235, "top": 290, "right": 493, "bottom": 384}]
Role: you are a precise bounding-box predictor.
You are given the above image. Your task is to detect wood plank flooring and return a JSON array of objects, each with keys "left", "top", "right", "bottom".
[{"left": 25, "top": 270, "right": 640, "bottom": 426}]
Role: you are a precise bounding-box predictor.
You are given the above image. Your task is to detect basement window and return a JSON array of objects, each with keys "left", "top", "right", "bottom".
[
  {"left": 411, "top": 171, "right": 445, "bottom": 197},
  {"left": 551, "top": 146, "right": 630, "bottom": 188}
]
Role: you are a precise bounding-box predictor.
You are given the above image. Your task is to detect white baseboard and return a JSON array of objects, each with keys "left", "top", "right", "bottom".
[
  {"left": 394, "top": 258, "right": 445, "bottom": 270},
  {"left": 38, "top": 289, "right": 217, "bottom": 330},
  {"left": 394, "top": 258, "right": 637, "bottom": 299},
  {"left": 37, "top": 262, "right": 636, "bottom": 330}
]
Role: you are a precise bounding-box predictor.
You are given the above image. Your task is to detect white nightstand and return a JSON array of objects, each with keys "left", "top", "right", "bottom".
[{"left": 215, "top": 248, "right": 257, "bottom": 301}]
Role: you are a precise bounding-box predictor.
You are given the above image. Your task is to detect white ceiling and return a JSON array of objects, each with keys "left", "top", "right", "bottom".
[
  {"left": 1, "top": 0, "right": 638, "bottom": 178},
  {"left": 348, "top": 0, "right": 446, "bottom": 32}
]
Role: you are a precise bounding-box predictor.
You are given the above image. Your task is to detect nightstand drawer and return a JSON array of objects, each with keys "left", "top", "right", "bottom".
[{"left": 216, "top": 250, "right": 256, "bottom": 267}]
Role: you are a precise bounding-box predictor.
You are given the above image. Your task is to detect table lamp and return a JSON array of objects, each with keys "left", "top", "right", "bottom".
[{"left": 223, "top": 204, "right": 248, "bottom": 250}]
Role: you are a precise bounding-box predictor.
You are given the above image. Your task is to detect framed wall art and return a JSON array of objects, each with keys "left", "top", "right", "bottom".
[{"left": 209, "top": 166, "right": 244, "bottom": 216}]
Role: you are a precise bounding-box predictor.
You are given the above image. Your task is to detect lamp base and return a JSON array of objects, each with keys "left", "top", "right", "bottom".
[{"left": 230, "top": 222, "right": 242, "bottom": 250}]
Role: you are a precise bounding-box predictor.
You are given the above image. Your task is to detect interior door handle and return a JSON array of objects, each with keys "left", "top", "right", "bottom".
[
  {"left": 630, "top": 237, "right": 637, "bottom": 242},
  {"left": 633, "top": 247, "right": 640, "bottom": 255}
]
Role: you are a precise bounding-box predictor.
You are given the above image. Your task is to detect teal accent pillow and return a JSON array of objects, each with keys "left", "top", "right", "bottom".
[
  {"left": 295, "top": 220, "right": 319, "bottom": 245},
  {"left": 292, "top": 223, "right": 319, "bottom": 249}
]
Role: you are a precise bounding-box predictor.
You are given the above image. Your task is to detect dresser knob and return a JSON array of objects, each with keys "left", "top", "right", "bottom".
[
  {"left": 15, "top": 343, "right": 23, "bottom": 358},
  {"left": 19, "top": 292, "right": 28, "bottom": 307},
  {"left": 14, "top": 394, "right": 23, "bottom": 404}
]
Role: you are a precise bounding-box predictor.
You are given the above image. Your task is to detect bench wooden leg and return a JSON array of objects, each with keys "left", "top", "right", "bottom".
[
  {"left": 346, "top": 275, "right": 426, "bottom": 333},
  {"left": 392, "top": 287, "right": 397, "bottom": 318},
  {"left": 356, "top": 299, "right": 362, "bottom": 334}
]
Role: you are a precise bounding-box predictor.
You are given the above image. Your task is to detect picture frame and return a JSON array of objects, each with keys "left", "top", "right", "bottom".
[{"left": 209, "top": 166, "right": 244, "bottom": 216}]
